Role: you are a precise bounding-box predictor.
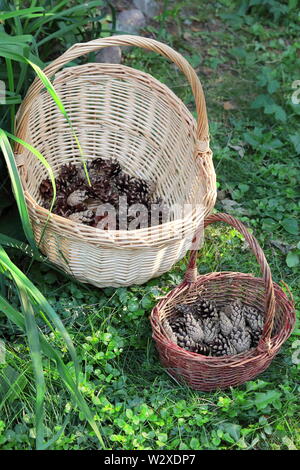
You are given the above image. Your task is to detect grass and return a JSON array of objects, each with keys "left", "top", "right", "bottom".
[{"left": 0, "top": 0, "right": 299, "bottom": 450}]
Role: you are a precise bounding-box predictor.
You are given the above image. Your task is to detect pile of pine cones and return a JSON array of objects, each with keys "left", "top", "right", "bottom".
[
  {"left": 162, "top": 298, "right": 264, "bottom": 357},
  {"left": 39, "top": 159, "right": 168, "bottom": 229}
]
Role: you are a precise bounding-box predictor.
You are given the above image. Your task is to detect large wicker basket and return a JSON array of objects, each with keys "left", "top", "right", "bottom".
[
  {"left": 14, "top": 35, "right": 216, "bottom": 287},
  {"left": 151, "top": 213, "right": 295, "bottom": 391}
]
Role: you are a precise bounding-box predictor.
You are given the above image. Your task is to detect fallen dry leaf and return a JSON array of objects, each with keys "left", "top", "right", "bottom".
[
  {"left": 217, "top": 189, "right": 227, "bottom": 201},
  {"left": 220, "top": 198, "right": 249, "bottom": 216},
  {"left": 183, "top": 32, "right": 192, "bottom": 40},
  {"left": 223, "top": 101, "right": 236, "bottom": 110},
  {"left": 201, "top": 66, "right": 214, "bottom": 75},
  {"left": 228, "top": 143, "right": 245, "bottom": 158},
  {"left": 270, "top": 239, "right": 294, "bottom": 254}
]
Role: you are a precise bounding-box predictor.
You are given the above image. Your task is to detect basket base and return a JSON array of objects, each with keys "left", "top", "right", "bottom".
[
  {"left": 161, "top": 355, "right": 276, "bottom": 391},
  {"left": 39, "top": 235, "right": 191, "bottom": 288}
]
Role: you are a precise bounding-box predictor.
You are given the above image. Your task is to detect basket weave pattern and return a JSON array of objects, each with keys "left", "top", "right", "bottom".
[
  {"left": 14, "top": 36, "right": 216, "bottom": 287},
  {"left": 151, "top": 213, "right": 296, "bottom": 391}
]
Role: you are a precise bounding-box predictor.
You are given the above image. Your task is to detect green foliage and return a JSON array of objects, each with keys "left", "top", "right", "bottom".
[
  {"left": 1, "top": 267, "right": 299, "bottom": 450},
  {"left": 0, "top": 0, "right": 299, "bottom": 451}
]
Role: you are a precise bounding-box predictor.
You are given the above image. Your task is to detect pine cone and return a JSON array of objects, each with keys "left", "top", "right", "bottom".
[
  {"left": 173, "top": 304, "right": 192, "bottom": 317},
  {"left": 115, "top": 173, "right": 131, "bottom": 193},
  {"left": 203, "top": 317, "right": 219, "bottom": 344},
  {"left": 211, "top": 333, "right": 237, "bottom": 357},
  {"left": 54, "top": 194, "right": 72, "bottom": 217},
  {"left": 68, "top": 210, "right": 94, "bottom": 224},
  {"left": 39, "top": 178, "right": 53, "bottom": 200},
  {"left": 224, "top": 300, "right": 246, "bottom": 330},
  {"left": 90, "top": 157, "right": 121, "bottom": 178},
  {"left": 219, "top": 311, "right": 234, "bottom": 337},
  {"left": 60, "top": 162, "right": 79, "bottom": 180},
  {"left": 55, "top": 177, "right": 69, "bottom": 196},
  {"left": 197, "top": 343, "right": 210, "bottom": 356},
  {"left": 183, "top": 311, "right": 204, "bottom": 343},
  {"left": 85, "top": 167, "right": 100, "bottom": 185},
  {"left": 130, "top": 181, "right": 151, "bottom": 205},
  {"left": 162, "top": 319, "right": 178, "bottom": 345},
  {"left": 59, "top": 163, "right": 84, "bottom": 189},
  {"left": 250, "top": 329, "right": 262, "bottom": 347},
  {"left": 92, "top": 178, "right": 119, "bottom": 206},
  {"left": 177, "top": 334, "right": 199, "bottom": 352},
  {"left": 167, "top": 311, "right": 211, "bottom": 355},
  {"left": 67, "top": 189, "right": 88, "bottom": 207},
  {"left": 116, "top": 174, "right": 153, "bottom": 205},
  {"left": 193, "top": 298, "right": 218, "bottom": 320},
  {"left": 229, "top": 326, "right": 252, "bottom": 354},
  {"left": 244, "top": 305, "right": 264, "bottom": 332},
  {"left": 243, "top": 306, "right": 264, "bottom": 348},
  {"left": 57, "top": 175, "right": 85, "bottom": 197},
  {"left": 169, "top": 317, "right": 186, "bottom": 334},
  {"left": 39, "top": 160, "right": 168, "bottom": 230}
]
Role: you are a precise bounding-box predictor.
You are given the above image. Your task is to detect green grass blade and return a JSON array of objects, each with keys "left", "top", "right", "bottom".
[
  {"left": 5, "top": 58, "right": 15, "bottom": 131},
  {"left": 0, "top": 50, "right": 89, "bottom": 183},
  {"left": 3, "top": 131, "right": 57, "bottom": 251},
  {"left": 0, "top": 365, "right": 28, "bottom": 410},
  {"left": 2, "top": 92, "right": 22, "bottom": 105},
  {"left": 0, "top": 293, "right": 25, "bottom": 330},
  {"left": 26, "top": 59, "right": 68, "bottom": 117},
  {"left": 50, "top": 0, "right": 73, "bottom": 13},
  {"left": 25, "top": 60, "right": 90, "bottom": 185},
  {"left": 16, "top": 61, "right": 30, "bottom": 94},
  {"left": 28, "top": 0, "right": 102, "bottom": 33},
  {"left": 0, "top": 246, "right": 80, "bottom": 382},
  {"left": 5, "top": 131, "right": 56, "bottom": 212},
  {"left": 108, "top": 1, "right": 117, "bottom": 31},
  {"left": 36, "top": 15, "right": 101, "bottom": 47},
  {"left": 0, "top": 45, "right": 44, "bottom": 68},
  {"left": 0, "top": 129, "right": 36, "bottom": 250},
  {"left": 16, "top": 286, "right": 45, "bottom": 450},
  {"left": 40, "top": 416, "right": 70, "bottom": 450},
  {"left": 0, "top": 32, "right": 34, "bottom": 44},
  {"left": 0, "top": 233, "right": 46, "bottom": 262},
  {"left": 0, "top": 7, "right": 46, "bottom": 21}
]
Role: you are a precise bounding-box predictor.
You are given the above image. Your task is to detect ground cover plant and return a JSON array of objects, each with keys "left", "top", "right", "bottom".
[{"left": 0, "top": 0, "right": 299, "bottom": 450}]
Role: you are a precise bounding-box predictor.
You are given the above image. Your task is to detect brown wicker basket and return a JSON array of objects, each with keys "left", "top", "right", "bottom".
[
  {"left": 14, "top": 35, "right": 216, "bottom": 288},
  {"left": 151, "top": 213, "right": 296, "bottom": 391}
]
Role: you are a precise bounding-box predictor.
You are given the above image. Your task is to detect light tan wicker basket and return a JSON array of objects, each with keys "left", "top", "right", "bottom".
[{"left": 14, "top": 35, "right": 216, "bottom": 287}]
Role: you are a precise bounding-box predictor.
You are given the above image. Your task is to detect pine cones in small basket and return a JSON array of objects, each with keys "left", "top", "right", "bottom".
[{"left": 163, "top": 298, "right": 264, "bottom": 357}]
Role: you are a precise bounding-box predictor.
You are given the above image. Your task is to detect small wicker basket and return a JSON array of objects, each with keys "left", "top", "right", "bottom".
[
  {"left": 151, "top": 213, "right": 295, "bottom": 391},
  {"left": 14, "top": 35, "right": 216, "bottom": 288}
]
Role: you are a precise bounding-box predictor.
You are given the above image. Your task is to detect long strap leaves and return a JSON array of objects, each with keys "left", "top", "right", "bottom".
[
  {"left": 0, "top": 129, "right": 36, "bottom": 250},
  {"left": 0, "top": 249, "right": 105, "bottom": 449},
  {"left": 0, "top": 291, "right": 105, "bottom": 449}
]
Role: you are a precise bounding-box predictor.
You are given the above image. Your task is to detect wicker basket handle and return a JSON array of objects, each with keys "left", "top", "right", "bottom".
[
  {"left": 185, "top": 213, "right": 276, "bottom": 349},
  {"left": 17, "top": 35, "right": 209, "bottom": 147}
]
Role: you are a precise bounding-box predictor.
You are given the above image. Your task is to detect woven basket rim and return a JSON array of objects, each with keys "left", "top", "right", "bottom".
[{"left": 23, "top": 191, "right": 207, "bottom": 246}]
